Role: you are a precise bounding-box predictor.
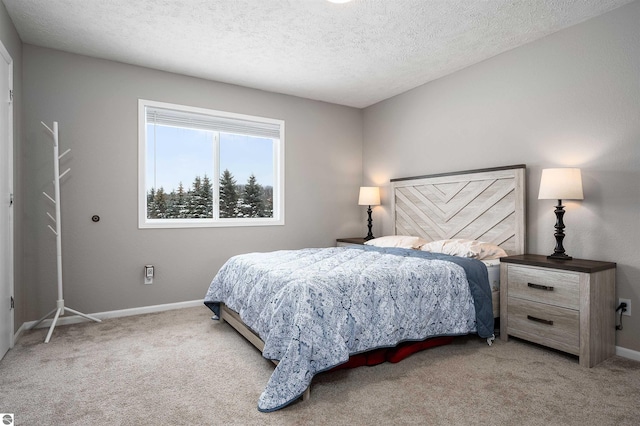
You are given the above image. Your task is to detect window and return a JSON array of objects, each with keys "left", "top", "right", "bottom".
[{"left": 138, "top": 99, "right": 284, "bottom": 228}]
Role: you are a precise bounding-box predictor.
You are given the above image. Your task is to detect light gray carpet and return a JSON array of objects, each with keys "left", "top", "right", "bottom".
[{"left": 1, "top": 305, "right": 639, "bottom": 425}]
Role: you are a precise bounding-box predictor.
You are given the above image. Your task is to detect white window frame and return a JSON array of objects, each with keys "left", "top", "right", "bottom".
[{"left": 138, "top": 99, "right": 285, "bottom": 229}]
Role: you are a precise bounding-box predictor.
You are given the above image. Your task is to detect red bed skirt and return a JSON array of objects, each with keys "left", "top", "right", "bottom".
[{"left": 328, "top": 336, "right": 454, "bottom": 372}]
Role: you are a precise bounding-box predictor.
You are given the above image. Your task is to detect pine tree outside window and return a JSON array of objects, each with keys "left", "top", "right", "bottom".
[{"left": 138, "top": 99, "right": 284, "bottom": 228}]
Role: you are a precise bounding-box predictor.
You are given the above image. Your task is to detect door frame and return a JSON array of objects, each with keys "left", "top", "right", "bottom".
[{"left": 0, "top": 39, "right": 14, "bottom": 353}]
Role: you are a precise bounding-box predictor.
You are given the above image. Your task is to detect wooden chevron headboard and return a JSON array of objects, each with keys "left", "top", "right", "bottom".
[{"left": 391, "top": 165, "right": 526, "bottom": 255}]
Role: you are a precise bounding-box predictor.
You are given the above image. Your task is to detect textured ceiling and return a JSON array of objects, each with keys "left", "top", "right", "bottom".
[{"left": 2, "top": 0, "right": 635, "bottom": 108}]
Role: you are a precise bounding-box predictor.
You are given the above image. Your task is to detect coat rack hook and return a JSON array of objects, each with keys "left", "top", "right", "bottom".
[
  {"left": 42, "top": 192, "right": 56, "bottom": 204},
  {"left": 59, "top": 148, "right": 71, "bottom": 160},
  {"left": 41, "top": 121, "right": 54, "bottom": 136},
  {"left": 59, "top": 168, "right": 71, "bottom": 180}
]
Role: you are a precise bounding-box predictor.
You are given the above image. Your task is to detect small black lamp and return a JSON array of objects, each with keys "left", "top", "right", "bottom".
[
  {"left": 358, "top": 186, "right": 380, "bottom": 241},
  {"left": 538, "top": 168, "right": 584, "bottom": 260}
]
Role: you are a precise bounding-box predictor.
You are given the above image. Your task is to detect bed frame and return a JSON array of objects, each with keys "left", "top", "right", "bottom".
[
  {"left": 219, "top": 164, "right": 526, "bottom": 404},
  {"left": 391, "top": 164, "right": 527, "bottom": 317}
]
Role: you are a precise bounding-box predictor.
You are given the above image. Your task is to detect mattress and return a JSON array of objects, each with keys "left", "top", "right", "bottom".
[
  {"left": 483, "top": 260, "right": 501, "bottom": 319},
  {"left": 483, "top": 259, "right": 500, "bottom": 292}
]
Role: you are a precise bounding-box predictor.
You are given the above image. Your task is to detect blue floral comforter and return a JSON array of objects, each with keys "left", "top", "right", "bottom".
[{"left": 204, "top": 245, "right": 493, "bottom": 412}]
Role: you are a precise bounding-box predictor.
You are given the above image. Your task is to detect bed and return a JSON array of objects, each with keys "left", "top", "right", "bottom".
[{"left": 204, "top": 164, "right": 526, "bottom": 412}]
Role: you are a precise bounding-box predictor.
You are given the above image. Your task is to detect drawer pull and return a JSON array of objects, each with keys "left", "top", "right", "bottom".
[
  {"left": 528, "top": 282, "right": 554, "bottom": 291},
  {"left": 527, "top": 315, "right": 554, "bottom": 326}
]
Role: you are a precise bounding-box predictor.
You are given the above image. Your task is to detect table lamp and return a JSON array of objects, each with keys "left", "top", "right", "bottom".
[
  {"left": 358, "top": 187, "right": 380, "bottom": 241},
  {"left": 538, "top": 168, "right": 583, "bottom": 260}
]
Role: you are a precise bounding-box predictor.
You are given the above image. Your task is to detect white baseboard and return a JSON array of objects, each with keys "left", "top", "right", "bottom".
[
  {"left": 616, "top": 345, "right": 640, "bottom": 362},
  {"left": 22, "top": 299, "right": 204, "bottom": 331},
  {"left": 12, "top": 322, "right": 28, "bottom": 347}
]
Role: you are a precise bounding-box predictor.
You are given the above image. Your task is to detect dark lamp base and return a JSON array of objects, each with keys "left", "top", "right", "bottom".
[
  {"left": 548, "top": 253, "right": 573, "bottom": 261},
  {"left": 547, "top": 200, "right": 572, "bottom": 261},
  {"left": 364, "top": 205, "right": 375, "bottom": 242}
]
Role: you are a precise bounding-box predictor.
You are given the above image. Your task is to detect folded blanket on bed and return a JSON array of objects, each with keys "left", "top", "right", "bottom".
[{"left": 204, "top": 245, "right": 493, "bottom": 412}]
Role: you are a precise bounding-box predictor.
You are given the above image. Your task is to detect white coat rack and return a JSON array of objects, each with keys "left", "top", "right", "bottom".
[{"left": 30, "top": 121, "right": 101, "bottom": 343}]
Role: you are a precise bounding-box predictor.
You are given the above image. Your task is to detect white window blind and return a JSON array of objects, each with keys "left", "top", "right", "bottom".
[{"left": 145, "top": 106, "right": 281, "bottom": 140}]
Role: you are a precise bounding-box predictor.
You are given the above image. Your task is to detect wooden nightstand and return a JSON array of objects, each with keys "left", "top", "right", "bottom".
[
  {"left": 500, "top": 254, "right": 616, "bottom": 367},
  {"left": 336, "top": 238, "right": 367, "bottom": 247}
]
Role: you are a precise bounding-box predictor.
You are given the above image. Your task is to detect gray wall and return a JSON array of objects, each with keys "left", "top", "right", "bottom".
[
  {"left": 363, "top": 2, "right": 640, "bottom": 352},
  {"left": 0, "top": 1, "right": 23, "bottom": 331},
  {"left": 22, "top": 45, "right": 363, "bottom": 319}
]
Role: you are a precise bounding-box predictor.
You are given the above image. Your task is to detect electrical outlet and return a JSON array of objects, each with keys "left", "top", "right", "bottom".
[
  {"left": 144, "top": 265, "right": 154, "bottom": 285},
  {"left": 619, "top": 298, "right": 631, "bottom": 316}
]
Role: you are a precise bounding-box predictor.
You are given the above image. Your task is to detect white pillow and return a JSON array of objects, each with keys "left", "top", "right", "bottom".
[
  {"left": 364, "top": 235, "right": 428, "bottom": 249},
  {"left": 419, "top": 239, "right": 507, "bottom": 260}
]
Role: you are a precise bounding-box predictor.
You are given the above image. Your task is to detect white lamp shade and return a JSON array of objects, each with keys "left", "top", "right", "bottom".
[
  {"left": 358, "top": 186, "right": 380, "bottom": 206},
  {"left": 538, "top": 168, "right": 584, "bottom": 200}
]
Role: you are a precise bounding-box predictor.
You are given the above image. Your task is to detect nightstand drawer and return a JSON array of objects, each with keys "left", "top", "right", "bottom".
[
  {"left": 507, "top": 297, "right": 579, "bottom": 354},
  {"left": 507, "top": 265, "right": 579, "bottom": 309}
]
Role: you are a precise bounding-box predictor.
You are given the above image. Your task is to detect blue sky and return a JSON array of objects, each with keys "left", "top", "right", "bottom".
[{"left": 146, "top": 125, "right": 274, "bottom": 193}]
